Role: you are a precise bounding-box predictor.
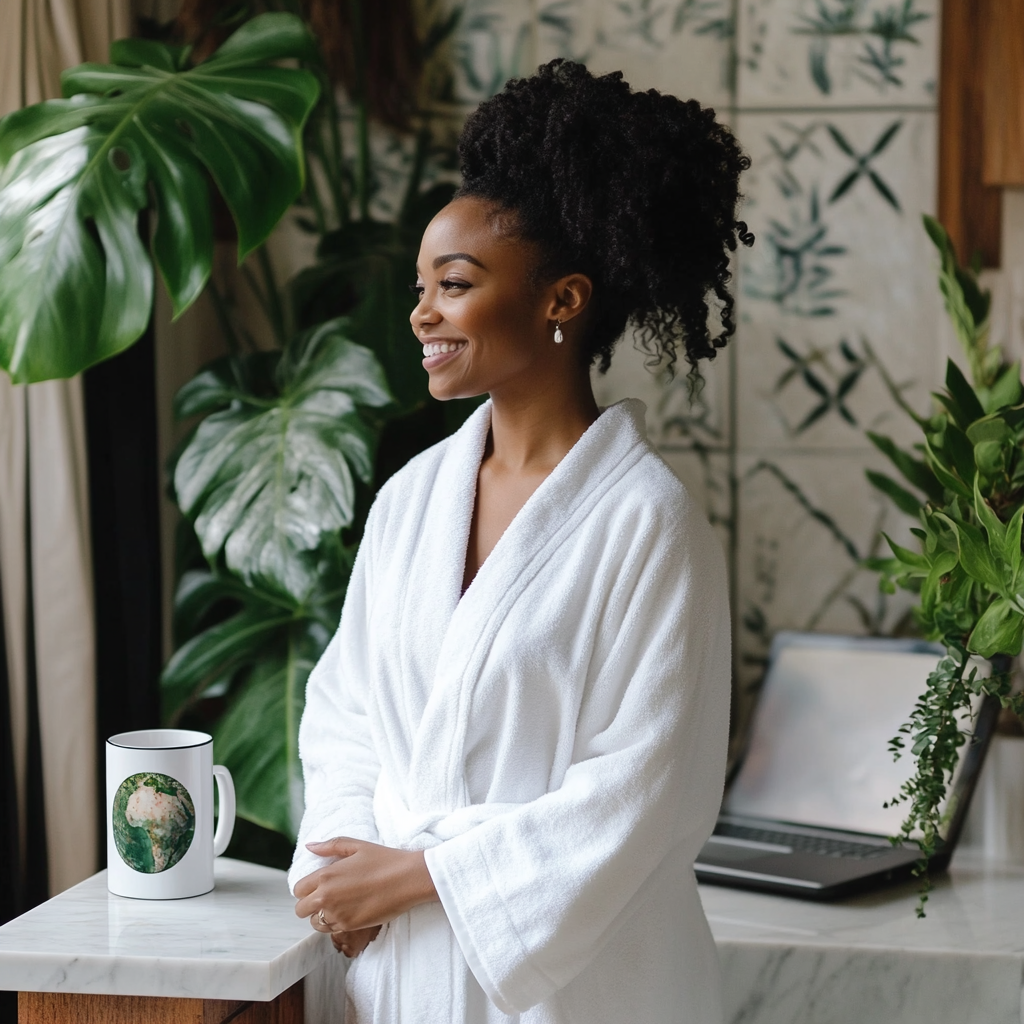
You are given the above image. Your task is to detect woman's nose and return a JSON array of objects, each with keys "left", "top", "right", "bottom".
[{"left": 410, "top": 297, "right": 441, "bottom": 331}]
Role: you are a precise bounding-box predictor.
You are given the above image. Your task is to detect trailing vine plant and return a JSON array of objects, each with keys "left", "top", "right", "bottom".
[{"left": 867, "top": 215, "right": 1024, "bottom": 915}]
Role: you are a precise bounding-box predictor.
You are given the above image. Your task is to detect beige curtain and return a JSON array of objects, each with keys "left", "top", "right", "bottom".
[{"left": 0, "top": 0, "right": 129, "bottom": 896}]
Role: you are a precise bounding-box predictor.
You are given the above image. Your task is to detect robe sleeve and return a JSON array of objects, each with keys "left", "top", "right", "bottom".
[
  {"left": 424, "top": 520, "right": 731, "bottom": 1014},
  {"left": 288, "top": 526, "right": 382, "bottom": 895}
]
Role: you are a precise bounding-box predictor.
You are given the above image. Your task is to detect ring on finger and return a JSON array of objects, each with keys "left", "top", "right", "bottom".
[{"left": 317, "top": 908, "right": 328, "bottom": 928}]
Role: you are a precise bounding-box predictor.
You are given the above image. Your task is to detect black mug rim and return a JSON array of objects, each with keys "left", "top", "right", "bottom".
[{"left": 107, "top": 728, "right": 212, "bottom": 751}]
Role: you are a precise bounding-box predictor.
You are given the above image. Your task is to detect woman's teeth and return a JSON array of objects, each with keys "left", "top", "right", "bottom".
[{"left": 423, "top": 341, "right": 466, "bottom": 357}]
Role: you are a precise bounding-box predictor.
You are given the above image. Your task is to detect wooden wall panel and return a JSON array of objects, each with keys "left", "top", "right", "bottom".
[
  {"left": 982, "top": 0, "right": 1024, "bottom": 186},
  {"left": 939, "top": 0, "right": 1003, "bottom": 267}
]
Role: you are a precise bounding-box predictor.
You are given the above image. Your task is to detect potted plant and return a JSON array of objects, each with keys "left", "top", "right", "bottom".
[
  {"left": 0, "top": 2, "right": 473, "bottom": 861},
  {"left": 867, "top": 215, "right": 1024, "bottom": 913}
]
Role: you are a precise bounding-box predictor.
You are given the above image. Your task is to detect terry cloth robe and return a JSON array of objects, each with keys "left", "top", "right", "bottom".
[{"left": 289, "top": 398, "right": 731, "bottom": 1024}]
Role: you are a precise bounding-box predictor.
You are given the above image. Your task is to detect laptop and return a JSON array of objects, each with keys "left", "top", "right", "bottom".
[{"left": 695, "top": 632, "right": 998, "bottom": 899}]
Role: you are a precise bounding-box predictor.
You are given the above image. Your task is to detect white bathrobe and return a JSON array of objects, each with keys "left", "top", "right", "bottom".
[{"left": 289, "top": 398, "right": 730, "bottom": 1024}]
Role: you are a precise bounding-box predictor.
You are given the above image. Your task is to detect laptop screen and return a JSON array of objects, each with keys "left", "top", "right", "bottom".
[{"left": 723, "top": 634, "right": 983, "bottom": 837}]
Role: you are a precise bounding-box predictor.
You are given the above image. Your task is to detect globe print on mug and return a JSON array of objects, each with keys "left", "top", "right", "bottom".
[{"left": 112, "top": 773, "right": 196, "bottom": 873}]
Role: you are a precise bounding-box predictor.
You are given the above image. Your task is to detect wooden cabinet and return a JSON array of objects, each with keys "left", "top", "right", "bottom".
[
  {"left": 18, "top": 981, "right": 303, "bottom": 1024},
  {"left": 940, "top": 0, "right": 1024, "bottom": 267}
]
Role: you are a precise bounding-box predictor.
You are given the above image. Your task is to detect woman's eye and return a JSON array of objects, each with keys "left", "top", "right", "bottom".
[{"left": 408, "top": 279, "right": 469, "bottom": 298}]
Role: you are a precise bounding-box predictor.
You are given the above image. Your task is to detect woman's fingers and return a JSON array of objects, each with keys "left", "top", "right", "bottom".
[
  {"left": 311, "top": 912, "right": 331, "bottom": 933},
  {"left": 293, "top": 873, "right": 317, "bottom": 900},
  {"left": 293, "top": 839, "right": 437, "bottom": 930},
  {"left": 292, "top": 836, "right": 362, "bottom": 906},
  {"left": 306, "top": 837, "right": 362, "bottom": 858},
  {"left": 331, "top": 925, "right": 382, "bottom": 958}
]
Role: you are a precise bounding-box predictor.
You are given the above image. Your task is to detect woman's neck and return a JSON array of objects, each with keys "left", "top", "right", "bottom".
[{"left": 486, "top": 369, "right": 600, "bottom": 475}]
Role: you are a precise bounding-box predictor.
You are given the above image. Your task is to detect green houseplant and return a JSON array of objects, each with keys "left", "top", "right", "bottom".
[
  {"left": 867, "top": 215, "right": 1024, "bottom": 913},
  {"left": 160, "top": 3, "right": 475, "bottom": 849},
  {"left": 0, "top": 3, "right": 473, "bottom": 857},
  {"left": 0, "top": 12, "right": 319, "bottom": 381}
]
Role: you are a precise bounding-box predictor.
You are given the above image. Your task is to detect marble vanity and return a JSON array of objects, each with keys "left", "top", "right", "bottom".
[
  {"left": 0, "top": 857, "right": 344, "bottom": 1023},
  {"left": 1, "top": 852, "right": 1022, "bottom": 1022},
  {"left": 702, "top": 851, "right": 1024, "bottom": 1024}
]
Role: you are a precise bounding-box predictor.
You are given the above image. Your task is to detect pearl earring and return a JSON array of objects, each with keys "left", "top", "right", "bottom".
[{"left": 554, "top": 319, "right": 564, "bottom": 344}]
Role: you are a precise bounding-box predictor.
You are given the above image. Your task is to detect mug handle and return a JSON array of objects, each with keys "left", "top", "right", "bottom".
[{"left": 213, "top": 765, "right": 236, "bottom": 857}]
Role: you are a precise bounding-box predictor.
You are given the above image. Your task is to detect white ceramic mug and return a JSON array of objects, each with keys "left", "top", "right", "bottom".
[{"left": 106, "top": 729, "right": 236, "bottom": 899}]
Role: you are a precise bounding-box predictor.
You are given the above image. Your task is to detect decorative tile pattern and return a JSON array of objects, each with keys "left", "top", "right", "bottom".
[
  {"left": 536, "top": 0, "right": 734, "bottom": 106},
  {"left": 734, "top": 450, "right": 918, "bottom": 696},
  {"left": 451, "top": 0, "right": 537, "bottom": 105},
  {"left": 735, "top": 110, "right": 940, "bottom": 450},
  {"left": 594, "top": 330, "right": 734, "bottom": 448},
  {"left": 737, "top": 0, "right": 939, "bottom": 109}
]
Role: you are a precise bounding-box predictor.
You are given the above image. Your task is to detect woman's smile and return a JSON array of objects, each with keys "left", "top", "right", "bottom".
[
  {"left": 421, "top": 339, "right": 468, "bottom": 369},
  {"left": 410, "top": 196, "right": 563, "bottom": 402}
]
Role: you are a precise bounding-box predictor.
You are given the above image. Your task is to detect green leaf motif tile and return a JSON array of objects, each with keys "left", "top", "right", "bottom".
[
  {"left": 793, "top": 0, "right": 931, "bottom": 96},
  {"left": 112, "top": 773, "right": 196, "bottom": 874},
  {"left": 737, "top": 0, "right": 938, "bottom": 108}
]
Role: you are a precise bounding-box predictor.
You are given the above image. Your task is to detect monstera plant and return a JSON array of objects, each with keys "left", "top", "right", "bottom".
[
  {"left": 867, "top": 216, "right": 1024, "bottom": 913},
  {"left": 0, "top": 12, "right": 319, "bottom": 381},
  {"left": 156, "top": 0, "right": 474, "bottom": 847},
  {"left": 162, "top": 317, "right": 393, "bottom": 841},
  {"left": 0, "top": 3, "right": 471, "bottom": 856}
]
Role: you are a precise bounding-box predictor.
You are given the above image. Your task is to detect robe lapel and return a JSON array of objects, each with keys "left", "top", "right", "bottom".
[
  {"left": 383, "top": 402, "right": 490, "bottom": 802},
  {"left": 405, "top": 399, "right": 651, "bottom": 811},
  {"left": 409, "top": 400, "right": 491, "bottom": 632}
]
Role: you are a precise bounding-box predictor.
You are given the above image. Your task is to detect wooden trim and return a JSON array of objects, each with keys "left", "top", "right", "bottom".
[
  {"left": 18, "top": 982, "right": 303, "bottom": 1024},
  {"left": 938, "top": 0, "right": 1003, "bottom": 267},
  {"left": 982, "top": 0, "right": 1024, "bottom": 186}
]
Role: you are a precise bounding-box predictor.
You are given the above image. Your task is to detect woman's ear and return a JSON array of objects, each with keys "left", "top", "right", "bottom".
[{"left": 548, "top": 273, "right": 593, "bottom": 324}]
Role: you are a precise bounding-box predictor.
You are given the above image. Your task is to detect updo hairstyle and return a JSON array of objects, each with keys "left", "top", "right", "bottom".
[{"left": 456, "top": 60, "right": 753, "bottom": 376}]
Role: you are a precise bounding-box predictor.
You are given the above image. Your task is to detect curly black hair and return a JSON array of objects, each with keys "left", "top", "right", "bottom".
[{"left": 456, "top": 60, "right": 753, "bottom": 376}]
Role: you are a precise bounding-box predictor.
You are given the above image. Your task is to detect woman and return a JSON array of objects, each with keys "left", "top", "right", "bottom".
[{"left": 290, "top": 60, "right": 751, "bottom": 1023}]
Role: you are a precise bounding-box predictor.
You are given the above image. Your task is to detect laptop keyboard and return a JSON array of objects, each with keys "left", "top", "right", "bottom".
[{"left": 713, "top": 822, "right": 891, "bottom": 860}]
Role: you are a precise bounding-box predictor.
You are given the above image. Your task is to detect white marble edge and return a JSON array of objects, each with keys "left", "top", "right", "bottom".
[
  {"left": 700, "top": 853, "right": 1024, "bottom": 959},
  {"left": 0, "top": 944, "right": 334, "bottom": 1001},
  {"left": 701, "top": 855, "right": 1024, "bottom": 1024},
  {"left": 0, "top": 858, "right": 336, "bottom": 1000}
]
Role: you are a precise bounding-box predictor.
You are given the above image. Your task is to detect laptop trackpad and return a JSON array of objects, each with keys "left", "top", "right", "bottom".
[{"left": 703, "top": 836, "right": 794, "bottom": 862}]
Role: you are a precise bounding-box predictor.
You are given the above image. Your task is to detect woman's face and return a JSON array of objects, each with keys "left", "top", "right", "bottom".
[{"left": 410, "top": 196, "right": 583, "bottom": 402}]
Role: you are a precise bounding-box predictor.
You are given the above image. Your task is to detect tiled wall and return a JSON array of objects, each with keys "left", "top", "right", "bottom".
[{"left": 444, "top": 0, "right": 944, "bottom": 740}]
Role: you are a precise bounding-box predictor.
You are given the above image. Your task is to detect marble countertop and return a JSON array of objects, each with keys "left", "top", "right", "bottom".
[
  {"left": 701, "top": 852, "right": 1024, "bottom": 1024},
  {"left": 702, "top": 851, "right": 1024, "bottom": 953},
  {"left": 2, "top": 850, "right": 1022, "bottom": 1021},
  {"left": 0, "top": 857, "right": 333, "bottom": 1001}
]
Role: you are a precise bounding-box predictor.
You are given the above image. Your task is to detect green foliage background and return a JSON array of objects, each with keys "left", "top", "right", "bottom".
[
  {"left": 0, "top": 14, "right": 319, "bottom": 382},
  {"left": 6, "top": 0, "right": 1001, "bottom": 903},
  {"left": 156, "top": 4, "right": 480, "bottom": 852},
  {"left": 867, "top": 216, "right": 1024, "bottom": 913},
  {"left": 0, "top": 4, "right": 474, "bottom": 860}
]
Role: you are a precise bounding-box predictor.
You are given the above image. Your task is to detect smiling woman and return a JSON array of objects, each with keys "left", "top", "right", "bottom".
[
  {"left": 409, "top": 196, "right": 600, "bottom": 591},
  {"left": 289, "top": 59, "right": 751, "bottom": 1024},
  {"left": 411, "top": 204, "right": 593, "bottom": 396}
]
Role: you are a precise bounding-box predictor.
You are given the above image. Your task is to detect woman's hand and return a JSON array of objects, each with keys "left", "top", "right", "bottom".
[
  {"left": 331, "top": 926, "right": 381, "bottom": 958},
  {"left": 294, "top": 837, "right": 439, "bottom": 940}
]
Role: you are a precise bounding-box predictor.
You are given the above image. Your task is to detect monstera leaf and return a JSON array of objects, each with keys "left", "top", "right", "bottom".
[
  {"left": 211, "top": 622, "right": 326, "bottom": 838},
  {"left": 0, "top": 13, "right": 319, "bottom": 383},
  {"left": 173, "top": 319, "right": 391, "bottom": 601},
  {"left": 162, "top": 556, "right": 349, "bottom": 839}
]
